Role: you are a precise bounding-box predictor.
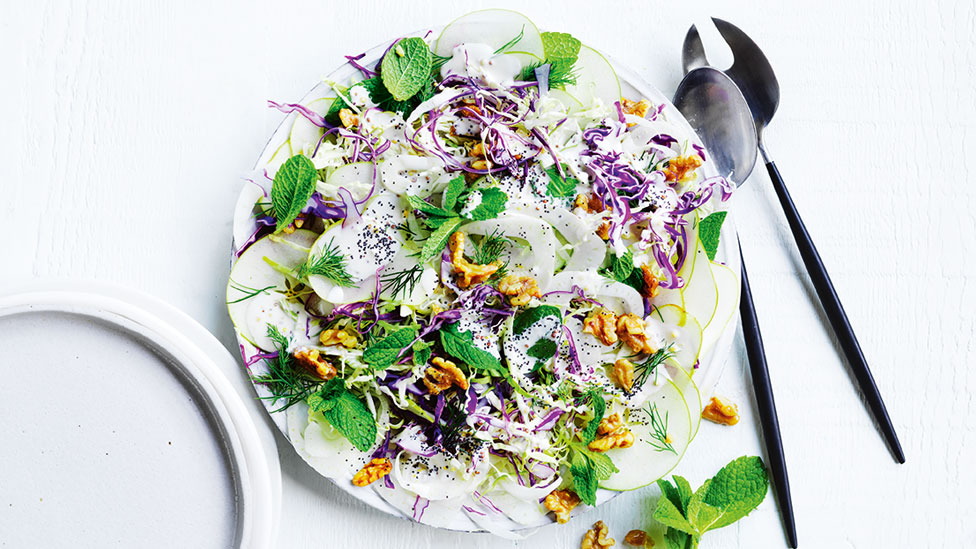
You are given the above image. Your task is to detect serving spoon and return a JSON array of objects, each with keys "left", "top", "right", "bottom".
[
  {"left": 684, "top": 19, "right": 905, "bottom": 465},
  {"left": 673, "top": 67, "right": 797, "bottom": 548}
]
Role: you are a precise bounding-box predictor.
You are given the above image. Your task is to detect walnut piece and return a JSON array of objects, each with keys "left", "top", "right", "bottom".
[
  {"left": 498, "top": 274, "right": 542, "bottom": 307},
  {"left": 663, "top": 155, "right": 702, "bottom": 183},
  {"left": 624, "top": 529, "right": 651, "bottom": 547},
  {"left": 581, "top": 520, "right": 615, "bottom": 549},
  {"left": 281, "top": 213, "right": 307, "bottom": 235},
  {"left": 588, "top": 413, "right": 635, "bottom": 452},
  {"left": 449, "top": 232, "right": 501, "bottom": 288},
  {"left": 423, "top": 357, "right": 469, "bottom": 395},
  {"left": 583, "top": 309, "right": 619, "bottom": 346},
  {"left": 292, "top": 348, "right": 337, "bottom": 380},
  {"left": 544, "top": 489, "right": 581, "bottom": 524},
  {"left": 470, "top": 159, "right": 489, "bottom": 171},
  {"left": 702, "top": 396, "right": 740, "bottom": 426},
  {"left": 611, "top": 359, "right": 635, "bottom": 392},
  {"left": 574, "top": 193, "right": 607, "bottom": 214},
  {"left": 338, "top": 108, "right": 359, "bottom": 128},
  {"left": 319, "top": 328, "right": 358, "bottom": 349},
  {"left": 621, "top": 98, "right": 652, "bottom": 119},
  {"left": 351, "top": 458, "right": 392, "bottom": 487},
  {"left": 616, "top": 314, "right": 658, "bottom": 355},
  {"left": 640, "top": 265, "right": 660, "bottom": 298}
]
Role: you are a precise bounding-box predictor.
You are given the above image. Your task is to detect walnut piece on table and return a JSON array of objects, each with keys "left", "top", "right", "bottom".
[
  {"left": 581, "top": 520, "right": 615, "bottom": 549},
  {"left": 351, "top": 458, "right": 392, "bottom": 487},
  {"left": 702, "top": 396, "right": 740, "bottom": 426},
  {"left": 624, "top": 529, "right": 652, "bottom": 547},
  {"left": 544, "top": 489, "right": 581, "bottom": 524}
]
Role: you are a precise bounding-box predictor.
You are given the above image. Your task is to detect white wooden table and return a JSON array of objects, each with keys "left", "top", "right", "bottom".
[{"left": 3, "top": 1, "right": 972, "bottom": 547}]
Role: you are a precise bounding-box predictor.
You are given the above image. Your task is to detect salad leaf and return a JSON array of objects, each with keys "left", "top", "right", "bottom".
[
  {"left": 580, "top": 389, "right": 606, "bottom": 444},
  {"left": 607, "top": 250, "right": 635, "bottom": 283},
  {"left": 419, "top": 216, "right": 463, "bottom": 263},
  {"left": 442, "top": 175, "right": 466, "bottom": 211},
  {"left": 412, "top": 340, "right": 433, "bottom": 367},
  {"left": 512, "top": 305, "right": 561, "bottom": 335},
  {"left": 527, "top": 338, "right": 558, "bottom": 372},
  {"left": 439, "top": 323, "right": 504, "bottom": 374},
  {"left": 308, "top": 378, "right": 377, "bottom": 452},
  {"left": 700, "top": 456, "right": 769, "bottom": 530},
  {"left": 541, "top": 31, "right": 582, "bottom": 62},
  {"left": 570, "top": 450, "right": 598, "bottom": 506},
  {"left": 381, "top": 37, "right": 432, "bottom": 101},
  {"left": 406, "top": 194, "right": 454, "bottom": 218},
  {"left": 462, "top": 188, "right": 508, "bottom": 221},
  {"left": 363, "top": 327, "right": 418, "bottom": 369},
  {"left": 698, "top": 211, "right": 727, "bottom": 261},
  {"left": 270, "top": 154, "right": 317, "bottom": 232},
  {"left": 545, "top": 165, "right": 578, "bottom": 198},
  {"left": 654, "top": 495, "right": 697, "bottom": 536}
]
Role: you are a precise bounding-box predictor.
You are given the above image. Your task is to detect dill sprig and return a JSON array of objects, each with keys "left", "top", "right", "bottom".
[
  {"left": 296, "top": 238, "right": 353, "bottom": 287},
  {"left": 227, "top": 280, "right": 275, "bottom": 304},
  {"left": 518, "top": 59, "right": 578, "bottom": 88},
  {"left": 646, "top": 402, "right": 677, "bottom": 455},
  {"left": 251, "top": 324, "right": 322, "bottom": 412},
  {"left": 438, "top": 396, "right": 470, "bottom": 455},
  {"left": 380, "top": 264, "right": 424, "bottom": 299},
  {"left": 474, "top": 229, "right": 509, "bottom": 265},
  {"left": 494, "top": 27, "right": 525, "bottom": 54},
  {"left": 632, "top": 345, "right": 676, "bottom": 389}
]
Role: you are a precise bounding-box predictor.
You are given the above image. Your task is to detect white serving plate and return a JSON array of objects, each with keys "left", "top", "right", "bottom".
[
  {"left": 233, "top": 29, "right": 740, "bottom": 535},
  {"left": 0, "top": 283, "right": 281, "bottom": 548}
]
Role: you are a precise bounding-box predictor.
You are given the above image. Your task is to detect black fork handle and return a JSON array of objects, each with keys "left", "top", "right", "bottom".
[{"left": 765, "top": 160, "right": 905, "bottom": 464}]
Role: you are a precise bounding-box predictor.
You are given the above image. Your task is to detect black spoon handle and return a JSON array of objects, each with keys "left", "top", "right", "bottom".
[
  {"left": 740, "top": 250, "right": 797, "bottom": 548},
  {"left": 764, "top": 160, "right": 905, "bottom": 464}
]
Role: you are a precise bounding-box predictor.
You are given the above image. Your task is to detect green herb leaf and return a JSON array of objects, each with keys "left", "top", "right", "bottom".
[
  {"left": 545, "top": 165, "right": 578, "bottom": 198},
  {"left": 296, "top": 239, "right": 354, "bottom": 287},
  {"left": 664, "top": 528, "right": 695, "bottom": 549},
  {"left": 653, "top": 495, "right": 698, "bottom": 537},
  {"left": 462, "top": 188, "right": 508, "bottom": 221},
  {"left": 439, "top": 323, "right": 504, "bottom": 374},
  {"left": 252, "top": 324, "right": 321, "bottom": 412},
  {"left": 406, "top": 194, "right": 455, "bottom": 217},
  {"left": 363, "top": 327, "right": 418, "bottom": 369},
  {"left": 699, "top": 456, "right": 769, "bottom": 531},
  {"left": 419, "top": 216, "right": 464, "bottom": 263},
  {"left": 412, "top": 340, "right": 432, "bottom": 367},
  {"left": 580, "top": 389, "right": 606, "bottom": 444},
  {"left": 381, "top": 37, "right": 432, "bottom": 101},
  {"left": 527, "top": 339, "right": 558, "bottom": 361},
  {"left": 674, "top": 475, "right": 694, "bottom": 513},
  {"left": 443, "top": 175, "right": 466, "bottom": 211},
  {"left": 541, "top": 31, "right": 582, "bottom": 62},
  {"left": 657, "top": 479, "right": 683, "bottom": 514},
  {"left": 512, "top": 305, "right": 562, "bottom": 335},
  {"left": 308, "top": 379, "right": 377, "bottom": 452},
  {"left": 570, "top": 450, "right": 598, "bottom": 506},
  {"left": 698, "top": 211, "right": 727, "bottom": 261},
  {"left": 270, "top": 154, "right": 318, "bottom": 232},
  {"left": 607, "top": 250, "right": 635, "bottom": 282}
]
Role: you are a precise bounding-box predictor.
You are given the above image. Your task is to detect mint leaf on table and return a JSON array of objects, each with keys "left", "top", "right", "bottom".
[
  {"left": 381, "top": 37, "right": 432, "bottom": 101},
  {"left": 270, "top": 154, "right": 317, "bottom": 232},
  {"left": 307, "top": 378, "right": 377, "bottom": 451},
  {"left": 439, "top": 322, "right": 504, "bottom": 374},
  {"left": 698, "top": 211, "right": 727, "bottom": 261},
  {"left": 653, "top": 494, "right": 698, "bottom": 537},
  {"left": 363, "top": 327, "right": 418, "bottom": 369},
  {"left": 461, "top": 188, "right": 508, "bottom": 221},
  {"left": 665, "top": 528, "right": 694, "bottom": 549},
  {"left": 419, "top": 216, "right": 463, "bottom": 263},
  {"left": 442, "top": 175, "right": 466, "bottom": 211},
  {"left": 700, "top": 456, "right": 769, "bottom": 530},
  {"left": 545, "top": 165, "right": 578, "bottom": 198}
]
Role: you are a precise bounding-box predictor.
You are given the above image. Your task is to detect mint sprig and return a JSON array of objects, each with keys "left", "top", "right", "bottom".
[
  {"left": 307, "top": 378, "right": 377, "bottom": 452},
  {"left": 462, "top": 188, "right": 508, "bottom": 221},
  {"left": 545, "top": 165, "right": 579, "bottom": 198},
  {"left": 363, "top": 327, "right": 418, "bottom": 369},
  {"left": 568, "top": 441, "right": 618, "bottom": 506},
  {"left": 406, "top": 183, "right": 508, "bottom": 263},
  {"left": 381, "top": 37, "right": 432, "bottom": 101},
  {"left": 698, "top": 211, "right": 727, "bottom": 261},
  {"left": 654, "top": 456, "right": 769, "bottom": 548},
  {"left": 270, "top": 154, "right": 317, "bottom": 232},
  {"left": 439, "top": 322, "right": 504, "bottom": 375}
]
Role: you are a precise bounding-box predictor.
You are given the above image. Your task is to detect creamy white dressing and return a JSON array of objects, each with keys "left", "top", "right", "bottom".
[{"left": 441, "top": 43, "right": 522, "bottom": 88}]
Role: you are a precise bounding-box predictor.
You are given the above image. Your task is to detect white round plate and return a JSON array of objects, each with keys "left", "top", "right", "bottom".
[
  {"left": 233, "top": 28, "right": 740, "bottom": 535},
  {"left": 0, "top": 283, "right": 280, "bottom": 548}
]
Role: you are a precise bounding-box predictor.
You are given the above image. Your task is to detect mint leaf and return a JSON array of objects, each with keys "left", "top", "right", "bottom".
[
  {"left": 685, "top": 478, "right": 712, "bottom": 528},
  {"left": 443, "top": 175, "right": 466, "bottom": 211},
  {"left": 545, "top": 165, "right": 578, "bottom": 198},
  {"left": 698, "top": 211, "right": 727, "bottom": 261},
  {"left": 270, "top": 154, "right": 317, "bottom": 232},
  {"left": 406, "top": 194, "right": 454, "bottom": 218},
  {"left": 363, "top": 327, "right": 417, "bottom": 369},
  {"left": 439, "top": 323, "right": 504, "bottom": 374},
  {"left": 541, "top": 31, "right": 581, "bottom": 62},
  {"left": 512, "top": 305, "right": 561, "bottom": 335},
  {"left": 308, "top": 379, "right": 377, "bottom": 451},
  {"left": 653, "top": 495, "right": 698, "bottom": 536},
  {"left": 607, "top": 250, "right": 635, "bottom": 283},
  {"left": 664, "top": 528, "right": 694, "bottom": 549},
  {"left": 419, "top": 216, "right": 463, "bottom": 263},
  {"left": 570, "top": 450, "right": 598, "bottom": 506},
  {"left": 462, "top": 188, "right": 508, "bottom": 221},
  {"left": 571, "top": 444, "right": 618, "bottom": 481},
  {"left": 657, "top": 478, "right": 683, "bottom": 514},
  {"left": 526, "top": 338, "right": 557, "bottom": 361},
  {"left": 674, "top": 475, "right": 694, "bottom": 513},
  {"left": 412, "top": 340, "right": 432, "bottom": 367},
  {"left": 381, "top": 37, "right": 432, "bottom": 101},
  {"left": 700, "top": 456, "right": 768, "bottom": 531},
  {"left": 580, "top": 389, "right": 606, "bottom": 444}
]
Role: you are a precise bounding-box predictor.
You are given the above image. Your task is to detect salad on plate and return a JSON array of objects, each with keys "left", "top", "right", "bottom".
[{"left": 227, "top": 9, "right": 739, "bottom": 534}]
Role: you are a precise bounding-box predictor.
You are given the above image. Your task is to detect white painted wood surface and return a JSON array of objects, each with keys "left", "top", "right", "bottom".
[{"left": 2, "top": 1, "right": 972, "bottom": 547}]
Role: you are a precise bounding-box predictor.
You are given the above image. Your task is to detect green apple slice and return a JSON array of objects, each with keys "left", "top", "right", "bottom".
[
  {"left": 599, "top": 374, "right": 692, "bottom": 491},
  {"left": 701, "top": 261, "right": 740, "bottom": 354},
  {"left": 435, "top": 9, "right": 545, "bottom": 70},
  {"left": 288, "top": 97, "right": 332, "bottom": 155},
  {"left": 649, "top": 304, "right": 703, "bottom": 374},
  {"left": 318, "top": 161, "right": 379, "bottom": 201},
  {"left": 680, "top": 240, "right": 719, "bottom": 335},
  {"left": 463, "top": 213, "right": 558, "bottom": 290},
  {"left": 227, "top": 229, "right": 317, "bottom": 350},
  {"left": 563, "top": 45, "right": 622, "bottom": 107}
]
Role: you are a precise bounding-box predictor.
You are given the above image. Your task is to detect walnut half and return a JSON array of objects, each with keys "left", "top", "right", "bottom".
[
  {"left": 581, "top": 520, "right": 616, "bottom": 549},
  {"left": 449, "top": 231, "right": 500, "bottom": 288},
  {"left": 702, "top": 396, "right": 740, "bottom": 426},
  {"left": 616, "top": 313, "right": 658, "bottom": 355},
  {"left": 583, "top": 309, "right": 619, "bottom": 346},
  {"left": 544, "top": 489, "right": 581, "bottom": 524},
  {"left": 292, "top": 348, "right": 337, "bottom": 380},
  {"left": 423, "top": 357, "right": 469, "bottom": 395},
  {"left": 611, "top": 359, "right": 635, "bottom": 392},
  {"left": 498, "top": 274, "right": 541, "bottom": 307},
  {"left": 351, "top": 458, "right": 392, "bottom": 487},
  {"left": 588, "top": 413, "right": 635, "bottom": 453}
]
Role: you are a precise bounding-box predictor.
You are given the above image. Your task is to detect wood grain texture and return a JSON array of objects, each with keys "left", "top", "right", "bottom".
[{"left": 1, "top": 0, "right": 973, "bottom": 547}]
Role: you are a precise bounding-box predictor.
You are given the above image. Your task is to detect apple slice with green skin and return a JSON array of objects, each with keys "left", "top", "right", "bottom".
[
  {"left": 599, "top": 373, "right": 692, "bottom": 491},
  {"left": 463, "top": 213, "right": 558, "bottom": 290},
  {"left": 318, "top": 161, "right": 378, "bottom": 201},
  {"left": 651, "top": 214, "right": 699, "bottom": 310},
  {"left": 701, "top": 261, "right": 740, "bottom": 355},
  {"left": 435, "top": 9, "right": 545, "bottom": 70},
  {"left": 648, "top": 304, "right": 703, "bottom": 374},
  {"left": 288, "top": 97, "right": 332, "bottom": 155},
  {"left": 563, "top": 45, "right": 622, "bottom": 108},
  {"left": 669, "top": 359, "right": 703, "bottom": 441},
  {"left": 227, "top": 229, "right": 317, "bottom": 351},
  {"left": 264, "top": 138, "right": 293, "bottom": 174},
  {"left": 680, "top": 240, "right": 719, "bottom": 336}
]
